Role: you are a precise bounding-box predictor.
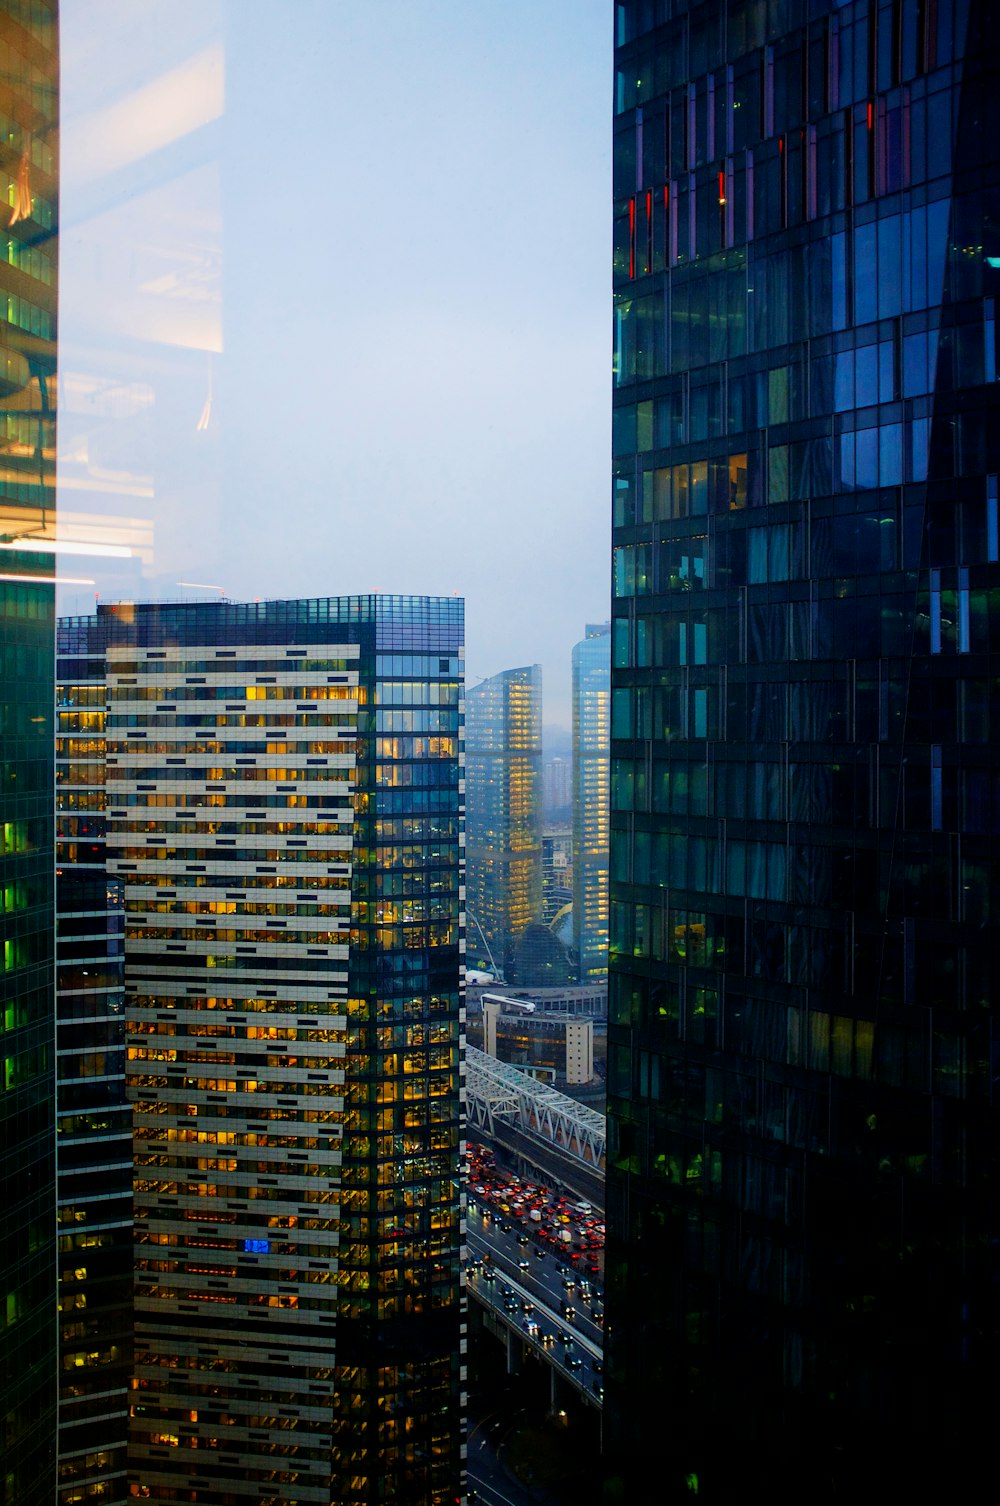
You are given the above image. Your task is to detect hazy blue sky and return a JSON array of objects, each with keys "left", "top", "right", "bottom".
[{"left": 58, "top": 0, "right": 611, "bottom": 733}]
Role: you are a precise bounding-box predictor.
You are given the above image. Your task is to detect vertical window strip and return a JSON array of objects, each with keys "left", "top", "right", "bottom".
[
  {"left": 984, "top": 298, "right": 995, "bottom": 383},
  {"left": 635, "top": 106, "right": 644, "bottom": 193},
  {"left": 930, "top": 745, "right": 942, "bottom": 831},
  {"left": 828, "top": 15, "right": 840, "bottom": 112},
  {"left": 929, "top": 568, "right": 941, "bottom": 653},
  {"left": 688, "top": 172, "right": 696, "bottom": 262},
  {"left": 645, "top": 189, "right": 653, "bottom": 275},
  {"left": 958, "top": 568, "right": 970, "bottom": 653},
  {"left": 725, "top": 65, "right": 735, "bottom": 156},
  {"left": 987, "top": 476, "right": 999, "bottom": 562},
  {"left": 687, "top": 83, "right": 696, "bottom": 171}
]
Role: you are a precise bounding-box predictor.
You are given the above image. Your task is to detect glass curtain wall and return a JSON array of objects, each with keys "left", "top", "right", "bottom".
[
  {"left": 0, "top": 3, "right": 59, "bottom": 1501},
  {"left": 606, "top": 1, "right": 1000, "bottom": 1499}
]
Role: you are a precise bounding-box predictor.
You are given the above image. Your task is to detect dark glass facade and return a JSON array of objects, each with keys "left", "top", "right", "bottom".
[
  {"left": 606, "top": 2, "right": 999, "bottom": 1499},
  {"left": 70, "top": 597, "right": 464, "bottom": 1506},
  {"left": 56, "top": 614, "right": 131, "bottom": 1505},
  {"left": 0, "top": 3, "right": 58, "bottom": 1502}
]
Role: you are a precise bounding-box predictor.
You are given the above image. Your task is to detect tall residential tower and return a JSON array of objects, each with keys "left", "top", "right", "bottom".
[
  {"left": 465, "top": 665, "right": 542, "bottom": 978},
  {"left": 83, "top": 596, "right": 465, "bottom": 1506},
  {"left": 571, "top": 623, "right": 610, "bottom": 980},
  {"left": 606, "top": 2, "right": 999, "bottom": 1499}
]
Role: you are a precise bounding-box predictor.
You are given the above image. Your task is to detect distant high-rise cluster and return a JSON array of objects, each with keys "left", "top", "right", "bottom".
[
  {"left": 606, "top": 1, "right": 1000, "bottom": 1499},
  {"left": 465, "top": 665, "right": 543, "bottom": 978},
  {"left": 0, "top": 3, "right": 59, "bottom": 1501},
  {"left": 55, "top": 596, "right": 466, "bottom": 1506}
]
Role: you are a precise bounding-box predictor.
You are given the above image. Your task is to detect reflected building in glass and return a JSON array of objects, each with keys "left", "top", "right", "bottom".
[
  {"left": 571, "top": 624, "right": 610, "bottom": 981},
  {"left": 606, "top": 2, "right": 999, "bottom": 1499},
  {"left": 466, "top": 665, "right": 542, "bottom": 978},
  {"left": 72, "top": 595, "right": 464, "bottom": 1505},
  {"left": 0, "top": 2, "right": 59, "bottom": 1501}
]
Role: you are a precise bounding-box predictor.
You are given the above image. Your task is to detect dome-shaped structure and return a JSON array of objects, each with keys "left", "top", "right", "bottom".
[{"left": 508, "top": 921, "right": 573, "bottom": 988}]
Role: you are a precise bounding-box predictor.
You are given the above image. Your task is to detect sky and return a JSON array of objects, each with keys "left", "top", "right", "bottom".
[{"left": 57, "top": 0, "right": 611, "bottom": 735}]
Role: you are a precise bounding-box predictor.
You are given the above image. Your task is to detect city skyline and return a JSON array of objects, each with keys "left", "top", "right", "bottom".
[{"left": 24, "top": 3, "right": 1000, "bottom": 1502}]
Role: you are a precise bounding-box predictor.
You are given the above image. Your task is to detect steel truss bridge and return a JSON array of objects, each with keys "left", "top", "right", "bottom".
[{"left": 464, "top": 1046, "right": 606, "bottom": 1171}]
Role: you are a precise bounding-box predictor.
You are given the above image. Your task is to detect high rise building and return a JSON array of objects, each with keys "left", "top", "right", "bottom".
[
  {"left": 542, "top": 755, "right": 572, "bottom": 821},
  {"left": 571, "top": 624, "right": 610, "bottom": 981},
  {"left": 55, "top": 615, "right": 132, "bottom": 1506},
  {"left": 0, "top": 3, "right": 59, "bottom": 1501},
  {"left": 465, "top": 666, "right": 542, "bottom": 978},
  {"left": 541, "top": 827, "right": 572, "bottom": 923},
  {"left": 77, "top": 595, "right": 465, "bottom": 1505},
  {"left": 606, "top": 2, "right": 999, "bottom": 1499}
]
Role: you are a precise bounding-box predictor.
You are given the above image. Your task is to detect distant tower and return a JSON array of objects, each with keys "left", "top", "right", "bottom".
[
  {"left": 466, "top": 666, "right": 542, "bottom": 975},
  {"left": 572, "top": 625, "right": 610, "bottom": 981},
  {"left": 543, "top": 754, "right": 572, "bottom": 820}
]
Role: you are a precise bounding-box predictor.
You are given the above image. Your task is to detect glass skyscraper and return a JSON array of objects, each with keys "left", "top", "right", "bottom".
[
  {"left": 71, "top": 596, "right": 464, "bottom": 1505},
  {"left": 606, "top": 2, "right": 999, "bottom": 1499},
  {"left": 465, "top": 665, "right": 542, "bottom": 977},
  {"left": 0, "top": 3, "right": 59, "bottom": 1501},
  {"left": 571, "top": 623, "right": 610, "bottom": 981}
]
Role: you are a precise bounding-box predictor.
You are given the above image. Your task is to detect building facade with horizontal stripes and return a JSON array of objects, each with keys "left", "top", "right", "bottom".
[{"left": 60, "top": 596, "right": 465, "bottom": 1506}]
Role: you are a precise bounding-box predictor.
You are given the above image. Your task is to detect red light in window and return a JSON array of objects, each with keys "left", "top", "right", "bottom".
[
  {"left": 867, "top": 101, "right": 873, "bottom": 130},
  {"left": 718, "top": 169, "right": 726, "bottom": 204},
  {"left": 628, "top": 196, "right": 635, "bottom": 279}
]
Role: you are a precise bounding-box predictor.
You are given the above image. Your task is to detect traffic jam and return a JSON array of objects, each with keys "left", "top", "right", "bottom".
[
  {"left": 465, "top": 1141, "right": 605, "bottom": 1274},
  {"left": 464, "top": 1139, "right": 605, "bottom": 1402}
]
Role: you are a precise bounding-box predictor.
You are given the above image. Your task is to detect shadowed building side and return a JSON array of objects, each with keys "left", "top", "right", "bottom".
[{"left": 605, "top": 2, "right": 1000, "bottom": 1499}]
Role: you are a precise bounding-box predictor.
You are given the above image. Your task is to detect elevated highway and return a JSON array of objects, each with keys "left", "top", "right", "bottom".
[
  {"left": 465, "top": 1222, "right": 602, "bottom": 1409},
  {"left": 465, "top": 1047, "right": 606, "bottom": 1205}
]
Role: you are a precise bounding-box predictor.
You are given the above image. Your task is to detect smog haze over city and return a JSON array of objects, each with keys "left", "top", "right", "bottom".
[{"left": 58, "top": 0, "right": 611, "bottom": 732}]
